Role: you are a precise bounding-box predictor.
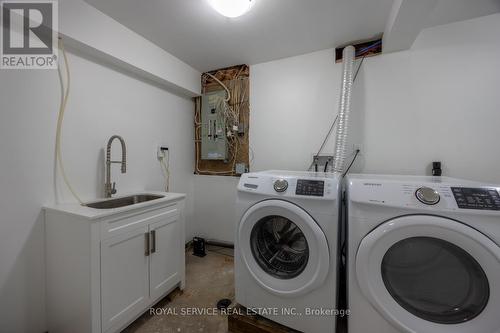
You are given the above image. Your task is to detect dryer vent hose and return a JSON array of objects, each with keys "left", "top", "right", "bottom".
[{"left": 333, "top": 45, "right": 355, "bottom": 174}]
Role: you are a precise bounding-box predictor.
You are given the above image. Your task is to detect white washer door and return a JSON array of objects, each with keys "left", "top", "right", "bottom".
[
  {"left": 356, "top": 215, "right": 500, "bottom": 333},
  {"left": 238, "top": 199, "right": 330, "bottom": 297}
]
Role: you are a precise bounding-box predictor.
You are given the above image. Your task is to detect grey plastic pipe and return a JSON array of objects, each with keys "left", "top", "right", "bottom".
[{"left": 333, "top": 45, "right": 355, "bottom": 174}]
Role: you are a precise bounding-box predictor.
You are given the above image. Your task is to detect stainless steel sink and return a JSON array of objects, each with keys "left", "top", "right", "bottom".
[{"left": 84, "top": 194, "right": 164, "bottom": 209}]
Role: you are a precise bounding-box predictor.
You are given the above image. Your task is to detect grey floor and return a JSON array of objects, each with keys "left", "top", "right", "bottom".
[{"left": 123, "top": 246, "right": 235, "bottom": 333}]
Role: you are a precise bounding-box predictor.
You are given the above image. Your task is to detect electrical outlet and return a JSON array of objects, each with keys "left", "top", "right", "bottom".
[
  {"left": 157, "top": 146, "right": 164, "bottom": 159},
  {"left": 353, "top": 143, "right": 363, "bottom": 154},
  {"left": 312, "top": 155, "right": 334, "bottom": 172},
  {"left": 235, "top": 163, "right": 247, "bottom": 175},
  {"left": 157, "top": 145, "right": 168, "bottom": 159},
  {"left": 313, "top": 155, "right": 334, "bottom": 165}
]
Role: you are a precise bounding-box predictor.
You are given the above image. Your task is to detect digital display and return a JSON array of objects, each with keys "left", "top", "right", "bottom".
[
  {"left": 451, "top": 187, "right": 500, "bottom": 210},
  {"left": 296, "top": 179, "right": 324, "bottom": 197}
]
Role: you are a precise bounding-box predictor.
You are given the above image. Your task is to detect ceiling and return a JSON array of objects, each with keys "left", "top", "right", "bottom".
[
  {"left": 84, "top": 0, "right": 394, "bottom": 72},
  {"left": 426, "top": 0, "right": 500, "bottom": 28},
  {"left": 84, "top": 0, "right": 500, "bottom": 72}
]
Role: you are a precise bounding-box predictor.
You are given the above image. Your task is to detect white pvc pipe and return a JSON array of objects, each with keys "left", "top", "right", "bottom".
[{"left": 333, "top": 45, "right": 355, "bottom": 174}]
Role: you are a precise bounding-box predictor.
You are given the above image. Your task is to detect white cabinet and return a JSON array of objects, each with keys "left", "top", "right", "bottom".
[
  {"left": 45, "top": 193, "right": 186, "bottom": 333},
  {"left": 149, "top": 215, "right": 182, "bottom": 301},
  {"left": 101, "top": 225, "right": 150, "bottom": 333}
]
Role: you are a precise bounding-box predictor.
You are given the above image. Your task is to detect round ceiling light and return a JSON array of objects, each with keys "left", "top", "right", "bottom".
[{"left": 207, "top": 0, "right": 256, "bottom": 18}]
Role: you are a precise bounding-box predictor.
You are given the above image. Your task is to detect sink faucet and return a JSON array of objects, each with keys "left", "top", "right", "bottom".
[{"left": 105, "top": 135, "right": 127, "bottom": 198}]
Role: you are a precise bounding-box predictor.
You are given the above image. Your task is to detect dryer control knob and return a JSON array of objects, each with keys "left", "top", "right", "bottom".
[
  {"left": 273, "top": 179, "right": 288, "bottom": 192},
  {"left": 415, "top": 187, "right": 440, "bottom": 205}
]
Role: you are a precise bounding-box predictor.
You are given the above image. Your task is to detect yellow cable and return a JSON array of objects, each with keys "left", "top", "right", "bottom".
[{"left": 56, "top": 38, "right": 83, "bottom": 204}]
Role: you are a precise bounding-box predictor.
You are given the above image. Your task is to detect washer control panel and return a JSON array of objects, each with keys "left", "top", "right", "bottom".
[
  {"left": 296, "top": 179, "right": 325, "bottom": 197},
  {"left": 451, "top": 187, "right": 500, "bottom": 210},
  {"left": 237, "top": 171, "right": 338, "bottom": 200}
]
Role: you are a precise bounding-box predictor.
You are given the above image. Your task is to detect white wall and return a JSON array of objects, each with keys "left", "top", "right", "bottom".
[
  {"left": 250, "top": 48, "right": 340, "bottom": 171},
  {"left": 192, "top": 13, "right": 500, "bottom": 243},
  {"left": 0, "top": 48, "right": 195, "bottom": 333},
  {"left": 352, "top": 12, "right": 500, "bottom": 178},
  {"left": 193, "top": 175, "right": 239, "bottom": 242}
]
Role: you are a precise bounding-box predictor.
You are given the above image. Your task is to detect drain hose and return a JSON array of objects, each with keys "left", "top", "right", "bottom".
[{"left": 56, "top": 38, "right": 83, "bottom": 204}]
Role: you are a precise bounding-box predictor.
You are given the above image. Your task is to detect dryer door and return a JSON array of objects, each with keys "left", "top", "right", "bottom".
[
  {"left": 238, "top": 200, "right": 330, "bottom": 297},
  {"left": 356, "top": 215, "right": 500, "bottom": 333}
]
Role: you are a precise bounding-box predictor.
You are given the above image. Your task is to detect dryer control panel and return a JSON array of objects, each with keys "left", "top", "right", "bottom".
[{"left": 451, "top": 187, "right": 500, "bottom": 211}]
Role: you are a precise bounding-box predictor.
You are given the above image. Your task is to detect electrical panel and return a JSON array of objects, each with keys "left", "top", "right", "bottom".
[{"left": 201, "top": 91, "right": 228, "bottom": 160}]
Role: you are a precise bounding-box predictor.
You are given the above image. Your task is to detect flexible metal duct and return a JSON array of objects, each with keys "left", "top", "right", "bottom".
[{"left": 333, "top": 45, "right": 355, "bottom": 174}]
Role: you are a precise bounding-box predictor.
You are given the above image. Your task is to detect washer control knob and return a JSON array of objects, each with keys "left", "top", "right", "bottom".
[
  {"left": 273, "top": 179, "right": 288, "bottom": 193},
  {"left": 415, "top": 187, "right": 440, "bottom": 205}
]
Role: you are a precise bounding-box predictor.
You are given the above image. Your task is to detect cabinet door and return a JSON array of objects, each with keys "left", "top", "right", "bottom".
[
  {"left": 149, "top": 214, "right": 181, "bottom": 301},
  {"left": 101, "top": 225, "right": 150, "bottom": 333}
]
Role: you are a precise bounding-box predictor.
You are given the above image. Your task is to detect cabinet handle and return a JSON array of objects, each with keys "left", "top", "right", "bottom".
[
  {"left": 151, "top": 230, "right": 156, "bottom": 254},
  {"left": 145, "top": 232, "right": 150, "bottom": 256}
]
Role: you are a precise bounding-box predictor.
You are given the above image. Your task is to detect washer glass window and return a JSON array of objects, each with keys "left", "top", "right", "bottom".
[
  {"left": 381, "top": 237, "right": 489, "bottom": 324},
  {"left": 250, "top": 215, "right": 309, "bottom": 279}
]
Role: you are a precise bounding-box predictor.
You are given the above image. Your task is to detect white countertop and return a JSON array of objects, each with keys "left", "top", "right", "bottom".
[{"left": 43, "top": 191, "right": 186, "bottom": 220}]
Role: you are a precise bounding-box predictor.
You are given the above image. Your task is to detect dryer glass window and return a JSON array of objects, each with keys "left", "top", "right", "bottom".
[
  {"left": 250, "top": 215, "right": 309, "bottom": 279},
  {"left": 381, "top": 237, "right": 489, "bottom": 324}
]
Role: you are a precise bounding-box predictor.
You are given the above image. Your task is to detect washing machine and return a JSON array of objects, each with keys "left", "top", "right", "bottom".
[
  {"left": 346, "top": 174, "right": 500, "bottom": 333},
  {"left": 236, "top": 170, "right": 341, "bottom": 333}
]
